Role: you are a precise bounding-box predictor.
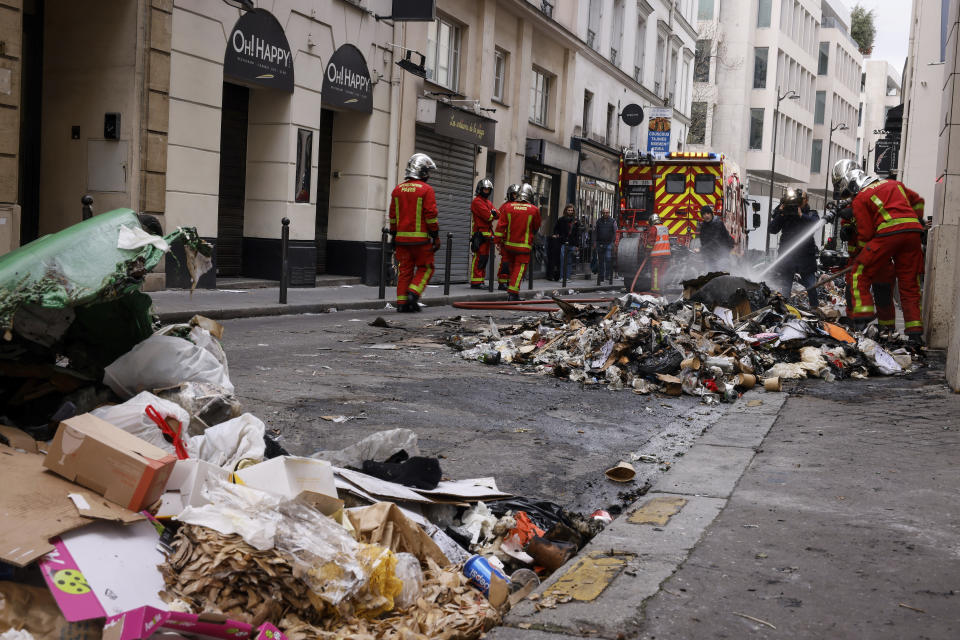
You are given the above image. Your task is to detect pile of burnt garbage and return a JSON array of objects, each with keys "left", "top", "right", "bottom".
[{"left": 447, "top": 274, "right": 921, "bottom": 400}]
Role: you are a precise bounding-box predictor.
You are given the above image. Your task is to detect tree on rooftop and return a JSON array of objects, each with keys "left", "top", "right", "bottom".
[{"left": 850, "top": 4, "right": 876, "bottom": 55}]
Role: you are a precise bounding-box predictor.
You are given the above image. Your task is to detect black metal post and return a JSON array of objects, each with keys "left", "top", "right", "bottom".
[
  {"left": 528, "top": 248, "right": 534, "bottom": 290},
  {"left": 81, "top": 195, "right": 94, "bottom": 221},
  {"left": 379, "top": 227, "right": 389, "bottom": 300},
  {"left": 597, "top": 246, "right": 603, "bottom": 286},
  {"left": 279, "top": 218, "right": 290, "bottom": 304},
  {"left": 487, "top": 242, "right": 495, "bottom": 292},
  {"left": 443, "top": 232, "right": 453, "bottom": 295},
  {"left": 561, "top": 246, "right": 568, "bottom": 289}
]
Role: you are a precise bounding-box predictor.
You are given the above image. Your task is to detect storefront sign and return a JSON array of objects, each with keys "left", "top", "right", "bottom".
[
  {"left": 525, "top": 138, "right": 579, "bottom": 173},
  {"left": 579, "top": 145, "right": 619, "bottom": 182},
  {"left": 621, "top": 103, "right": 645, "bottom": 127},
  {"left": 224, "top": 9, "right": 294, "bottom": 92},
  {"left": 322, "top": 45, "right": 373, "bottom": 113},
  {"left": 646, "top": 107, "right": 672, "bottom": 158},
  {"left": 434, "top": 103, "right": 496, "bottom": 148},
  {"left": 874, "top": 138, "right": 900, "bottom": 175}
]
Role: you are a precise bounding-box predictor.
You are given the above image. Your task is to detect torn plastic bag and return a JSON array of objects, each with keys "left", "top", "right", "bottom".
[
  {"left": 635, "top": 346, "right": 684, "bottom": 375},
  {"left": 858, "top": 337, "right": 903, "bottom": 375},
  {"left": 103, "top": 334, "right": 233, "bottom": 400},
  {"left": 461, "top": 501, "right": 498, "bottom": 545},
  {"left": 488, "top": 498, "right": 573, "bottom": 534},
  {"left": 189, "top": 413, "right": 265, "bottom": 469},
  {"left": 90, "top": 391, "right": 192, "bottom": 455},
  {"left": 393, "top": 552, "right": 424, "bottom": 610},
  {"left": 156, "top": 324, "right": 229, "bottom": 378},
  {"left": 155, "top": 381, "right": 242, "bottom": 436},
  {"left": 311, "top": 428, "right": 419, "bottom": 469}
]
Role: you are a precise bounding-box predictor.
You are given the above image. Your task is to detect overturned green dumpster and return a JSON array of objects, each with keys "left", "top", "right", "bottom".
[{"left": 0, "top": 209, "right": 211, "bottom": 430}]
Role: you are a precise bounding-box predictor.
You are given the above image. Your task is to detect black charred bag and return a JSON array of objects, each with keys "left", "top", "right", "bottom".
[{"left": 470, "top": 231, "right": 485, "bottom": 253}]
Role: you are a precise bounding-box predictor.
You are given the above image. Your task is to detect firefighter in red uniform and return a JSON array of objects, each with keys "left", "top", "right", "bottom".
[
  {"left": 389, "top": 153, "right": 440, "bottom": 312},
  {"left": 644, "top": 214, "right": 672, "bottom": 293},
  {"left": 832, "top": 159, "right": 925, "bottom": 343},
  {"left": 469, "top": 179, "right": 498, "bottom": 289},
  {"left": 496, "top": 184, "right": 522, "bottom": 290},
  {"left": 840, "top": 216, "right": 897, "bottom": 332},
  {"left": 495, "top": 183, "right": 541, "bottom": 301}
]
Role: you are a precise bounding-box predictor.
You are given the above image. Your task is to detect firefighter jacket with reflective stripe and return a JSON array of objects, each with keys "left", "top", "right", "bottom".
[
  {"left": 495, "top": 202, "right": 541, "bottom": 253},
  {"left": 646, "top": 224, "right": 671, "bottom": 257},
  {"left": 852, "top": 179, "right": 924, "bottom": 243},
  {"left": 389, "top": 180, "right": 439, "bottom": 245},
  {"left": 471, "top": 196, "right": 497, "bottom": 237}
]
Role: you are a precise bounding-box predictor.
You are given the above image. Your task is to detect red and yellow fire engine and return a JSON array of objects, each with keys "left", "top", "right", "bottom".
[{"left": 615, "top": 149, "right": 750, "bottom": 285}]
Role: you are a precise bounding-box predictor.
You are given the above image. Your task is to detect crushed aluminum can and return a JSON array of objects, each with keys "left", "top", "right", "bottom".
[
  {"left": 590, "top": 509, "right": 613, "bottom": 525},
  {"left": 463, "top": 554, "right": 509, "bottom": 596}
]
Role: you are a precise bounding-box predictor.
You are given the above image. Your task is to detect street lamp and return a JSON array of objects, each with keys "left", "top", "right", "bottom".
[
  {"left": 821, "top": 121, "right": 849, "bottom": 244},
  {"left": 765, "top": 86, "right": 801, "bottom": 256}
]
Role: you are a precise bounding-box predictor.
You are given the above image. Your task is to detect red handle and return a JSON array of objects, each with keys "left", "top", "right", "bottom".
[{"left": 145, "top": 404, "right": 189, "bottom": 460}]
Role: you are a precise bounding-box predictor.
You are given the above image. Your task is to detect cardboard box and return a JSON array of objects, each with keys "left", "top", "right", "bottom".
[
  {"left": 102, "top": 606, "right": 287, "bottom": 640},
  {"left": 44, "top": 414, "right": 176, "bottom": 512}
]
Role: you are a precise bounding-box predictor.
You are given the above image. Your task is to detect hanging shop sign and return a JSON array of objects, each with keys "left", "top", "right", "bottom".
[
  {"left": 434, "top": 102, "right": 496, "bottom": 148},
  {"left": 646, "top": 107, "right": 672, "bottom": 158},
  {"left": 621, "top": 103, "right": 645, "bottom": 127},
  {"left": 322, "top": 45, "right": 373, "bottom": 113},
  {"left": 224, "top": 9, "right": 294, "bottom": 92}
]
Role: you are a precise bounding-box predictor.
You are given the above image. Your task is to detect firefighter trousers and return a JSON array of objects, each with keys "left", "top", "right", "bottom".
[
  {"left": 497, "top": 244, "right": 511, "bottom": 285},
  {"left": 503, "top": 249, "right": 531, "bottom": 294},
  {"left": 395, "top": 244, "right": 435, "bottom": 305},
  {"left": 845, "top": 260, "right": 896, "bottom": 328},
  {"left": 649, "top": 256, "right": 670, "bottom": 293},
  {"left": 470, "top": 239, "right": 491, "bottom": 284},
  {"left": 849, "top": 232, "right": 924, "bottom": 334}
]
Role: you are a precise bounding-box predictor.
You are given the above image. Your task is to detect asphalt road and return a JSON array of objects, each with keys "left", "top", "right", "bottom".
[{"left": 219, "top": 304, "right": 725, "bottom": 514}]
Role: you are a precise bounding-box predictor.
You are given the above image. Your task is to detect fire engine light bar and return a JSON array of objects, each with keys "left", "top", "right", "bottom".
[{"left": 666, "top": 152, "right": 718, "bottom": 159}]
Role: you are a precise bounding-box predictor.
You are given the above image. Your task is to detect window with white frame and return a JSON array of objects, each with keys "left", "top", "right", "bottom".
[
  {"left": 493, "top": 49, "right": 506, "bottom": 102},
  {"left": 587, "top": 0, "right": 602, "bottom": 51},
  {"left": 530, "top": 68, "right": 550, "bottom": 127},
  {"left": 634, "top": 15, "right": 647, "bottom": 82},
  {"left": 611, "top": 0, "right": 625, "bottom": 65},
  {"left": 426, "top": 17, "right": 461, "bottom": 91},
  {"left": 655, "top": 33, "right": 666, "bottom": 95}
]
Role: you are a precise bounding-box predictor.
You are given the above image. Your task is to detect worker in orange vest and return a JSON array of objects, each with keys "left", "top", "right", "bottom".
[
  {"left": 644, "top": 214, "right": 672, "bottom": 293},
  {"left": 494, "top": 183, "right": 542, "bottom": 301},
  {"left": 389, "top": 153, "right": 440, "bottom": 312}
]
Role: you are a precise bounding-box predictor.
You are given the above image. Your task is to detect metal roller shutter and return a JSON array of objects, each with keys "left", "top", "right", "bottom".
[{"left": 415, "top": 126, "right": 475, "bottom": 283}]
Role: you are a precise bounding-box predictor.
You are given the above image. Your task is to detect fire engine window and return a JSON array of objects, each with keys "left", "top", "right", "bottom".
[
  {"left": 665, "top": 173, "right": 686, "bottom": 194},
  {"left": 695, "top": 174, "right": 715, "bottom": 194}
]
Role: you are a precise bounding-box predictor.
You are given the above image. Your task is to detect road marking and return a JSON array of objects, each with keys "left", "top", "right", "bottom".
[
  {"left": 628, "top": 496, "right": 688, "bottom": 525},
  {"left": 542, "top": 551, "right": 634, "bottom": 602}
]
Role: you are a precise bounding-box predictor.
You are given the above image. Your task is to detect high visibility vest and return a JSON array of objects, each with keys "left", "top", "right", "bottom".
[{"left": 650, "top": 225, "right": 671, "bottom": 257}]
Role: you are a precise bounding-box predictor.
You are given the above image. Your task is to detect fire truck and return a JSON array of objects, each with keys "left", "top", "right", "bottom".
[{"left": 615, "top": 149, "right": 751, "bottom": 287}]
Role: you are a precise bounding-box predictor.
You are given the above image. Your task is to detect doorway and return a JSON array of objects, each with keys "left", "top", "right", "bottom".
[
  {"left": 216, "top": 82, "right": 249, "bottom": 277},
  {"left": 315, "top": 108, "right": 334, "bottom": 274}
]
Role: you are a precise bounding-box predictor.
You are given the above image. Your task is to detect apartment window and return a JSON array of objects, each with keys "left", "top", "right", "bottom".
[
  {"left": 749, "top": 108, "right": 764, "bottom": 149},
  {"left": 634, "top": 15, "right": 647, "bottom": 82},
  {"left": 493, "top": 50, "right": 506, "bottom": 102},
  {"left": 858, "top": 102, "right": 863, "bottom": 126},
  {"left": 698, "top": 0, "right": 714, "bottom": 20},
  {"left": 811, "top": 139, "right": 822, "bottom": 173},
  {"left": 426, "top": 17, "right": 461, "bottom": 90},
  {"left": 753, "top": 47, "right": 768, "bottom": 88},
  {"left": 587, "top": 0, "right": 602, "bottom": 50},
  {"left": 606, "top": 104, "right": 616, "bottom": 144},
  {"left": 814, "top": 90, "right": 825, "bottom": 125},
  {"left": 689, "top": 101, "right": 707, "bottom": 144},
  {"left": 655, "top": 34, "right": 666, "bottom": 94},
  {"left": 583, "top": 90, "right": 594, "bottom": 136},
  {"left": 817, "top": 41, "right": 829, "bottom": 75},
  {"left": 530, "top": 68, "right": 550, "bottom": 127},
  {"left": 611, "top": 0, "right": 624, "bottom": 65},
  {"left": 757, "top": 0, "right": 771, "bottom": 27},
  {"left": 694, "top": 40, "right": 711, "bottom": 82},
  {"left": 669, "top": 47, "right": 679, "bottom": 102}
]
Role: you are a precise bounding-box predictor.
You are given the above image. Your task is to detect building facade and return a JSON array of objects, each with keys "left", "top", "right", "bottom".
[{"left": 855, "top": 60, "right": 901, "bottom": 178}]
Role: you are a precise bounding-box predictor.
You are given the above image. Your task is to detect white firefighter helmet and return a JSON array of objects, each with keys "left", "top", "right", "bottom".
[
  {"left": 475, "top": 178, "right": 493, "bottom": 196},
  {"left": 649, "top": 214, "right": 661, "bottom": 225},
  {"left": 520, "top": 183, "right": 537, "bottom": 204},
  {"left": 404, "top": 153, "right": 437, "bottom": 180},
  {"left": 506, "top": 184, "right": 522, "bottom": 201},
  {"left": 831, "top": 158, "right": 874, "bottom": 195}
]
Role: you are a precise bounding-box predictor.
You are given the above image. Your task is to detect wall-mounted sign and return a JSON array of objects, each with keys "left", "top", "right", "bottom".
[
  {"left": 874, "top": 138, "right": 900, "bottom": 175},
  {"left": 434, "top": 102, "right": 496, "bottom": 148},
  {"left": 322, "top": 45, "right": 373, "bottom": 113},
  {"left": 646, "top": 107, "right": 672, "bottom": 158},
  {"left": 621, "top": 103, "right": 644, "bottom": 127},
  {"left": 224, "top": 9, "right": 294, "bottom": 92},
  {"left": 391, "top": 0, "right": 436, "bottom": 21}
]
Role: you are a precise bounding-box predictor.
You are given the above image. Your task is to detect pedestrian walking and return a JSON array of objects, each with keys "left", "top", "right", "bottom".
[
  {"left": 389, "top": 153, "right": 439, "bottom": 312},
  {"left": 469, "top": 178, "right": 498, "bottom": 289},
  {"left": 832, "top": 159, "right": 926, "bottom": 343},
  {"left": 593, "top": 208, "right": 617, "bottom": 282},
  {"left": 768, "top": 188, "right": 820, "bottom": 307},
  {"left": 554, "top": 204, "right": 580, "bottom": 280},
  {"left": 495, "top": 183, "right": 542, "bottom": 300},
  {"left": 697, "top": 205, "right": 734, "bottom": 272},
  {"left": 644, "top": 214, "right": 671, "bottom": 293}
]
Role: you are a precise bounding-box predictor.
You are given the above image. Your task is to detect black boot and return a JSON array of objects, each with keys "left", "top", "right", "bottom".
[
  {"left": 407, "top": 291, "right": 422, "bottom": 312},
  {"left": 498, "top": 283, "right": 508, "bottom": 291},
  {"left": 507, "top": 292, "right": 520, "bottom": 301},
  {"left": 907, "top": 333, "right": 924, "bottom": 348},
  {"left": 470, "top": 283, "right": 484, "bottom": 289},
  {"left": 396, "top": 301, "right": 414, "bottom": 313}
]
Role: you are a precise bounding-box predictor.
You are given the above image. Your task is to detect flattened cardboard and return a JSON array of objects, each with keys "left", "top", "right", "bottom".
[
  {"left": 0, "top": 448, "right": 141, "bottom": 567},
  {"left": 335, "top": 467, "right": 434, "bottom": 504},
  {"left": 103, "top": 606, "right": 287, "bottom": 640},
  {"left": 44, "top": 413, "right": 177, "bottom": 511},
  {"left": 414, "top": 477, "right": 511, "bottom": 501},
  {"left": 39, "top": 520, "right": 166, "bottom": 621},
  {"left": 0, "top": 424, "right": 40, "bottom": 452}
]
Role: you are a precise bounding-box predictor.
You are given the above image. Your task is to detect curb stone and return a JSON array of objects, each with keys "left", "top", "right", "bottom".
[{"left": 500, "top": 390, "right": 789, "bottom": 639}]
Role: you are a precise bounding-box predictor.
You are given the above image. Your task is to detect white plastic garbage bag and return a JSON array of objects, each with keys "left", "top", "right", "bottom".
[
  {"left": 188, "top": 413, "right": 266, "bottom": 469},
  {"left": 104, "top": 334, "right": 234, "bottom": 399},
  {"left": 91, "top": 391, "right": 192, "bottom": 455},
  {"left": 311, "top": 428, "right": 419, "bottom": 469}
]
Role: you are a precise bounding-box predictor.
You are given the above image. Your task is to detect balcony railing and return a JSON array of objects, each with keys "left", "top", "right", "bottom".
[
  {"left": 540, "top": 1, "right": 553, "bottom": 18},
  {"left": 822, "top": 16, "right": 859, "bottom": 48},
  {"left": 587, "top": 30, "right": 598, "bottom": 50},
  {"left": 610, "top": 48, "right": 619, "bottom": 66},
  {"left": 634, "top": 66, "right": 643, "bottom": 83}
]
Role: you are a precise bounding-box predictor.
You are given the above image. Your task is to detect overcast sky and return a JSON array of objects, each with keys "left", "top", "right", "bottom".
[{"left": 842, "top": 0, "right": 912, "bottom": 76}]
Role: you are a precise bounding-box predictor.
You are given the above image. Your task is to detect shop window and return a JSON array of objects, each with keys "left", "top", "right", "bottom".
[
  {"left": 530, "top": 68, "right": 551, "bottom": 127},
  {"left": 694, "top": 173, "right": 715, "bottom": 194},
  {"left": 665, "top": 173, "right": 686, "bottom": 194},
  {"left": 426, "top": 17, "right": 462, "bottom": 91}
]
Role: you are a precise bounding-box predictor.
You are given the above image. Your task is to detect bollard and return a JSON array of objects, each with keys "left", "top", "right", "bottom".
[
  {"left": 443, "top": 232, "right": 453, "bottom": 295},
  {"left": 279, "top": 218, "right": 290, "bottom": 304},
  {"left": 561, "top": 246, "right": 568, "bottom": 289},
  {"left": 378, "top": 227, "right": 389, "bottom": 300},
  {"left": 528, "top": 249, "right": 534, "bottom": 290},
  {"left": 487, "top": 242, "right": 495, "bottom": 292},
  {"left": 81, "top": 195, "right": 94, "bottom": 221}
]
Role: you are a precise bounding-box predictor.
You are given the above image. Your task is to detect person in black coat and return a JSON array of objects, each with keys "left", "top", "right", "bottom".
[
  {"left": 697, "top": 205, "right": 734, "bottom": 272},
  {"left": 769, "top": 189, "right": 820, "bottom": 307}
]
